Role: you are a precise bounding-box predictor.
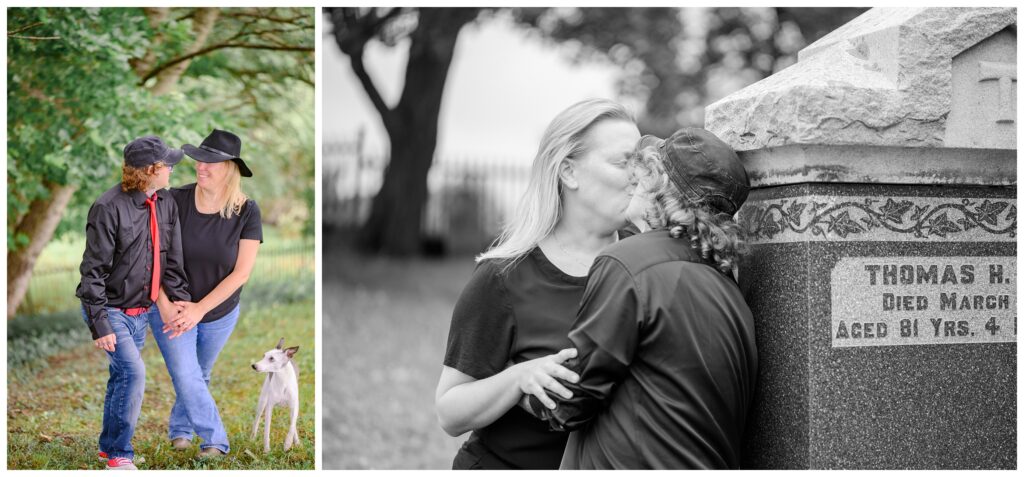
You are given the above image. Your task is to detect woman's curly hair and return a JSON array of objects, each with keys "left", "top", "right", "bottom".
[{"left": 631, "top": 144, "right": 749, "bottom": 275}]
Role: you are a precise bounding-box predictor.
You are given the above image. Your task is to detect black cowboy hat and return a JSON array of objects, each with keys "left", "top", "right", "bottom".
[{"left": 182, "top": 129, "right": 253, "bottom": 177}]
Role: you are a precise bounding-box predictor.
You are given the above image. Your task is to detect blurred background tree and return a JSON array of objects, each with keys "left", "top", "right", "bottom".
[
  {"left": 7, "top": 7, "right": 314, "bottom": 318},
  {"left": 327, "top": 7, "right": 866, "bottom": 256},
  {"left": 327, "top": 7, "right": 481, "bottom": 255},
  {"left": 512, "top": 7, "right": 867, "bottom": 136}
]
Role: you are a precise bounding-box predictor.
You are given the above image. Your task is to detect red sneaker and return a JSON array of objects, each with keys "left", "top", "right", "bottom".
[
  {"left": 98, "top": 451, "right": 108, "bottom": 462},
  {"left": 106, "top": 457, "right": 137, "bottom": 470}
]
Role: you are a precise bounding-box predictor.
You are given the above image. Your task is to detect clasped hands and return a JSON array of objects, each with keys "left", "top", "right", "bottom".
[
  {"left": 159, "top": 300, "right": 206, "bottom": 339},
  {"left": 94, "top": 301, "right": 206, "bottom": 352}
]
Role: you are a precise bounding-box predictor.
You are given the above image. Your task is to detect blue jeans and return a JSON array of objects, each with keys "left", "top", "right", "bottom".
[
  {"left": 149, "top": 305, "right": 238, "bottom": 453},
  {"left": 82, "top": 306, "right": 151, "bottom": 460}
]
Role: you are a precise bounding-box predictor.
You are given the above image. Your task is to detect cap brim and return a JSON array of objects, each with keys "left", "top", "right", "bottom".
[
  {"left": 161, "top": 148, "right": 184, "bottom": 166},
  {"left": 636, "top": 134, "right": 664, "bottom": 152}
]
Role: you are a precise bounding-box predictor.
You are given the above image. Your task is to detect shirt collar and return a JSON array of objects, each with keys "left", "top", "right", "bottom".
[{"left": 129, "top": 189, "right": 161, "bottom": 207}]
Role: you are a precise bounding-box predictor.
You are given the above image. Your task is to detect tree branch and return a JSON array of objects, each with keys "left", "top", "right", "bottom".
[
  {"left": 139, "top": 42, "right": 313, "bottom": 85},
  {"left": 224, "top": 9, "right": 309, "bottom": 26},
  {"left": 348, "top": 47, "right": 392, "bottom": 128},
  {"left": 365, "top": 7, "right": 405, "bottom": 34},
  {"left": 328, "top": 8, "right": 401, "bottom": 127},
  {"left": 7, "top": 21, "right": 43, "bottom": 35},
  {"left": 8, "top": 35, "right": 60, "bottom": 41},
  {"left": 247, "top": 26, "right": 311, "bottom": 37},
  {"left": 129, "top": 8, "right": 171, "bottom": 79},
  {"left": 148, "top": 7, "right": 220, "bottom": 95}
]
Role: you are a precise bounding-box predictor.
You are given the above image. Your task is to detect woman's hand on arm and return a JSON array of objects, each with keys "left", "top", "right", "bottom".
[
  {"left": 434, "top": 348, "right": 578, "bottom": 437},
  {"left": 512, "top": 348, "right": 579, "bottom": 410}
]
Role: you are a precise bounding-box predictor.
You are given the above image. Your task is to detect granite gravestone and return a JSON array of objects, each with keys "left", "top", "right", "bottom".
[{"left": 705, "top": 7, "right": 1016, "bottom": 469}]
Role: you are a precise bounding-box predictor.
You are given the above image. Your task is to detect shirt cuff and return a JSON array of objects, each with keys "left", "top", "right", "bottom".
[
  {"left": 90, "top": 315, "right": 114, "bottom": 340},
  {"left": 528, "top": 395, "right": 567, "bottom": 432},
  {"left": 166, "top": 289, "right": 191, "bottom": 302}
]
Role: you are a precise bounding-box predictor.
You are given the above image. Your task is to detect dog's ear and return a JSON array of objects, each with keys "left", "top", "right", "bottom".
[
  {"left": 276, "top": 337, "right": 285, "bottom": 350},
  {"left": 284, "top": 346, "right": 299, "bottom": 358}
]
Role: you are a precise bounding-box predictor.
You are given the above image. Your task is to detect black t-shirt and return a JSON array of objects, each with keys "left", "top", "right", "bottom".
[
  {"left": 443, "top": 247, "right": 587, "bottom": 469},
  {"left": 170, "top": 184, "right": 263, "bottom": 322}
]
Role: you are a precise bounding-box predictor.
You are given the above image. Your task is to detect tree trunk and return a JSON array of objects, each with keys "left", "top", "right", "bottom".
[
  {"left": 358, "top": 8, "right": 479, "bottom": 255},
  {"left": 7, "top": 183, "right": 77, "bottom": 319},
  {"left": 149, "top": 8, "right": 220, "bottom": 95},
  {"left": 130, "top": 7, "right": 171, "bottom": 78}
]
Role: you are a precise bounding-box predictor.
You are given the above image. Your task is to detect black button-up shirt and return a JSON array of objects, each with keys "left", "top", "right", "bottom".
[
  {"left": 533, "top": 229, "right": 758, "bottom": 469},
  {"left": 76, "top": 184, "right": 190, "bottom": 339}
]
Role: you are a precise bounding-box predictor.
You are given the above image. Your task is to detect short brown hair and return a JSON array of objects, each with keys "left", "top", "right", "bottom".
[{"left": 121, "top": 163, "right": 164, "bottom": 192}]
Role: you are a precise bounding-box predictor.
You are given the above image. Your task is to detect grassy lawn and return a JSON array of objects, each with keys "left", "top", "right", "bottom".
[
  {"left": 8, "top": 229, "right": 315, "bottom": 470},
  {"left": 8, "top": 298, "right": 315, "bottom": 470},
  {"left": 323, "top": 238, "right": 475, "bottom": 469}
]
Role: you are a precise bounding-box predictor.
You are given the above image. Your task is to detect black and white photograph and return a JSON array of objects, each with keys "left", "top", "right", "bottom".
[{"left": 323, "top": 6, "right": 1016, "bottom": 470}]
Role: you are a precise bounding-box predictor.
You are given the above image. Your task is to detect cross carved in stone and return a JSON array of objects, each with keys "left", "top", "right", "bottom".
[{"left": 978, "top": 60, "right": 1017, "bottom": 123}]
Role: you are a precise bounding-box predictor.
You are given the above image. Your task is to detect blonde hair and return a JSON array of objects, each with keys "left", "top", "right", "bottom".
[
  {"left": 632, "top": 145, "right": 748, "bottom": 275},
  {"left": 198, "top": 161, "right": 249, "bottom": 219},
  {"left": 121, "top": 163, "right": 164, "bottom": 192},
  {"left": 476, "top": 98, "right": 634, "bottom": 270}
]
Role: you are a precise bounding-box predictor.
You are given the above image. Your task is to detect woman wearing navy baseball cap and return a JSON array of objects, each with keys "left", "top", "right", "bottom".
[{"left": 77, "top": 135, "right": 190, "bottom": 470}]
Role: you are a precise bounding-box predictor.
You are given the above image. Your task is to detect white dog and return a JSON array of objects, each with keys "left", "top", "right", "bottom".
[{"left": 251, "top": 338, "right": 300, "bottom": 452}]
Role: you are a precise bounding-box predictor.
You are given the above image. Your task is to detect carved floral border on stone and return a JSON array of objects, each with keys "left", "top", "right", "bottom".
[{"left": 741, "top": 196, "right": 1017, "bottom": 243}]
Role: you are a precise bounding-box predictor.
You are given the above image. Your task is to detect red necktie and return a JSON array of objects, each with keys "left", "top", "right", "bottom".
[{"left": 145, "top": 194, "right": 161, "bottom": 302}]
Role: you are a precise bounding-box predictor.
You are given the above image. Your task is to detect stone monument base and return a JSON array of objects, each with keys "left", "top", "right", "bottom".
[{"left": 739, "top": 182, "right": 1015, "bottom": 469}]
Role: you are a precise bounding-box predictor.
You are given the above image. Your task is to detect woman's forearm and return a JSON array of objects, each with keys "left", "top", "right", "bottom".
[
  {"left": 194, "top": 271, "right": 249, "bottom": 314},
  {"left": 436, "top": 365, "right": 523, "bottom": 437}
]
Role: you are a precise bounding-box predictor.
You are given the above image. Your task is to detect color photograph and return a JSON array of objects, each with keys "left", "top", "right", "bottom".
[{"left": 7, "top": 7, "right": 315, "bottom": 470}]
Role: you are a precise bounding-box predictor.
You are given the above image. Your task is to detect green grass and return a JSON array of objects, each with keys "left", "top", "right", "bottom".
[
  {"left": 9, "top": 276, "right": 313, "bottom": 371},
  {"left": 7, "top": 295, "right": 315, "bottom": 470},
  {"left": 323, "top": 239, "right": 476, "bottom": 469}
]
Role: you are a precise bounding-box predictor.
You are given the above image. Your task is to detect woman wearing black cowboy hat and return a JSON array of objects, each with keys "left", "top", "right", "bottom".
[{"left": 150, "top": 129, "right": 263, "bottom": 458}]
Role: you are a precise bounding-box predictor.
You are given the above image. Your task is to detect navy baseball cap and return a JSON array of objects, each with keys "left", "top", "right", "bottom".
[
  {"left": 123, "top": 135, "right": 184, "bottom": 169},
  {"left": 638, "top": 128, "right": 749, "bottom": 216}
]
